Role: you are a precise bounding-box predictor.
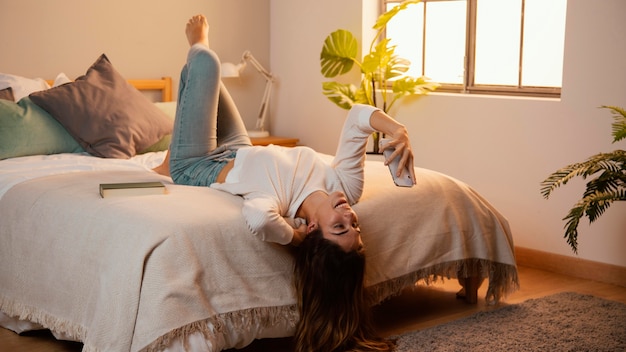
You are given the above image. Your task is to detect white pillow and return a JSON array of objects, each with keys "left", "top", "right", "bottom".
[
  {"left": 0, "top": 73, "right": 50, "bottom": 101},
  {"left": 154, "top": 101, "right": 177, "bottom": 119},
  {"left": 52, "top": 72, "right": 72, "bottom": 87}
]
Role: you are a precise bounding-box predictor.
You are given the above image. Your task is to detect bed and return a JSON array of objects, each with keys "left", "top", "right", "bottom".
[{"left": 0, "top": 55, "right": 518, "bottom": 352}]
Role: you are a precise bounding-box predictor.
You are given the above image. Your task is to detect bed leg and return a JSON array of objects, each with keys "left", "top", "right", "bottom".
[
  {"left": 457, "top": 276, "right": 482, "bottom": 304},
  {"left": 462, "top": 276, "right": 480, "bottom": 304}
]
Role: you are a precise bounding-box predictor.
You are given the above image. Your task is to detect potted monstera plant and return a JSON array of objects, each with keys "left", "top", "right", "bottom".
[
  {"left": 541, "top": 105, "right": 626, "bottom": 253},
  {"left": 319, "top": 0, "right": 439, "bottom": 153}
]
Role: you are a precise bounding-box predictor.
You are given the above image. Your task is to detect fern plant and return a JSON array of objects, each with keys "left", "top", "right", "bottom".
[
  {"left": 541, "top": 105, "right": 626, "bottom": 253},
  {"left": 319, "top": 0, "right": 439, "bottom": 152}
]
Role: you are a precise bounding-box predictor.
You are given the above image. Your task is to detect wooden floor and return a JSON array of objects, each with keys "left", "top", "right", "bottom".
[{"left": 1, "top": 265, "right": 625, "bottom": 352}]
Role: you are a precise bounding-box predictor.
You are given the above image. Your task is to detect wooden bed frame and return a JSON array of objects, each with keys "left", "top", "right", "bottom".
[
  {"left": 46, "top": 77, "right": 174, "bottom": 102},
  {"left": 128, "top": 77, "right": 173, "bottom": 102}
]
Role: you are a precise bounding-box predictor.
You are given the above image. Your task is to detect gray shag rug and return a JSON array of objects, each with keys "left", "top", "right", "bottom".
[{"left": 393, "top": 292, "right": 626, "bottom": 352}]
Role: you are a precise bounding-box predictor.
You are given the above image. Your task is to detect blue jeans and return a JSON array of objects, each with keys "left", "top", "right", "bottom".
[{"left": 169, "top": 44, "right": 251, "bottom": 186}]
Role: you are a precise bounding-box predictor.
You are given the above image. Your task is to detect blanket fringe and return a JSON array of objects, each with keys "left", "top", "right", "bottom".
[
  {"left": 366, "top": 259, "right": 520, "bottom": 305},
  {"left": 0, "top": 296, "right": 87, "bottom": 343},
  {"left": 2, "top": 259, "right": 518, "bottom": 352},
  {"left": 141, "top": 305, "right": 298, "bottom": 352},
  {"left": 144, "top": 259, "right": 518, "bottom": 351}
]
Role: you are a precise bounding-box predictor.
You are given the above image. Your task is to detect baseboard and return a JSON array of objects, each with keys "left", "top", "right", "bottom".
[{"left": 515, "top": 246, "right": 626, "bottom": 288}]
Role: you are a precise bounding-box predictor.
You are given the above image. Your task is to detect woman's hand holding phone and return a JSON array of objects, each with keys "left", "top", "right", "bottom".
[{"left": 379, "top": 138, "right": 416, "bottom": 187}]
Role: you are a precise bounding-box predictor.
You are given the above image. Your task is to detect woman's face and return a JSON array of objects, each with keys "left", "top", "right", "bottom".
[{"left": 310, "top": 191, "right": 363, "bottom": 252}]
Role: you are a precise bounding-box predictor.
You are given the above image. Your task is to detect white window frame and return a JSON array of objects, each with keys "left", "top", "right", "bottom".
[{"left": 382, "top": 0, "right": 565, "bottom": 98}]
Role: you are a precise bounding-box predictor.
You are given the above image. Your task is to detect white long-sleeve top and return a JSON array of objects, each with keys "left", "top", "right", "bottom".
[{"left": 211, "top": 104, "right": 379, "bottom": 244}]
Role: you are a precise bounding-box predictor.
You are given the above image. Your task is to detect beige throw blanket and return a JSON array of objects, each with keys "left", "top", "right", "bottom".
[{"left": 0, "top": 161, "right": 518, "bottom": 351}]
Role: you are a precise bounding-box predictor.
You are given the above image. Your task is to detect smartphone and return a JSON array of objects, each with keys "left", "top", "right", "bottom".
[{"left": 379, "top": 138, "right": 415, "bottom": 187}]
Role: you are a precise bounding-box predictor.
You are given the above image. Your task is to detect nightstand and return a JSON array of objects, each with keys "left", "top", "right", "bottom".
[{"left": 250, "top": 136, "right": 299, "bottom": 147}]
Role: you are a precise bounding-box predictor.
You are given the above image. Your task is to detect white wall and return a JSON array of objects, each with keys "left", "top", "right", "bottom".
[
  {"left": 270, "top": 0, "right": 626, "bottom": 267},
  {"left": 0, "top": 0, "right": 270, "bottom": 131},
  {"left": 1, "top": 0, "right": 624, "bottom": 267}
]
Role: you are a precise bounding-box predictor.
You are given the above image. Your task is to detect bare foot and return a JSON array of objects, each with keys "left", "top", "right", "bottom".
[{"left": 186, "top": 14, "right": 209, "bottom": 47}]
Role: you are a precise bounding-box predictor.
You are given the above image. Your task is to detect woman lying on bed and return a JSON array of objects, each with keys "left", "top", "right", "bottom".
[{"left": 153, "top": 14, "right": 416, "bottom": 352}]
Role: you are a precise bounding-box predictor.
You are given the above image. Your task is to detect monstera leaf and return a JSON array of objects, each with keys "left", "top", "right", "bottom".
[
  {"left": 319, "top": 0, "right": 438, "bottom": 114},
  {"left": 321, "top": 82, "right": 359, "bottom": 110},
  {"left": 373, "top": 0, "right": 421, "bottom": 32},
  {"left": 320, "top": 29, "right": 358, "bottom": 79}
]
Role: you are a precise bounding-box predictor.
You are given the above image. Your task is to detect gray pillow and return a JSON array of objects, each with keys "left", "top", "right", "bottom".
[{"left": 29, "top": 54, "right": 173, "bottom": 159}]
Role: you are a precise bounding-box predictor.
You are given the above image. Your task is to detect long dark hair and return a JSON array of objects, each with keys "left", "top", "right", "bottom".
[{"left": 293, "top": 229, "right": 393, "bottom": 352}]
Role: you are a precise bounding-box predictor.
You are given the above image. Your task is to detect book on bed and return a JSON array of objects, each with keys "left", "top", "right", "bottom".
[{"left": 99, "top": 181, "right": 166, "bottom": 198}]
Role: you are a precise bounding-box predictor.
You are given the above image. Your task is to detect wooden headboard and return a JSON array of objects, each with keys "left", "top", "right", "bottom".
[
  {"left": 128, "top": 77, "right": 173, "bottom": 102},
  {"left": 45, "top": 77, "right": 173, "bottom": 102}
]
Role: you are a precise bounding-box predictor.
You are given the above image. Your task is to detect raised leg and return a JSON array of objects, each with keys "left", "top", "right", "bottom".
[{"left": 155, "top": 15, "right": 251, "bottom": 184}]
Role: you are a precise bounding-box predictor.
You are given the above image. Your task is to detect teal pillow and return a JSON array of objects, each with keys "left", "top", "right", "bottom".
[{"left": 0, "top": 98, "right": 83, "bottom": 159}]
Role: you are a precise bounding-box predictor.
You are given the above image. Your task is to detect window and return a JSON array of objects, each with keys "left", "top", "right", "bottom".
[{"left": 383, "top": 0, "right": 567, "bottom": 97}]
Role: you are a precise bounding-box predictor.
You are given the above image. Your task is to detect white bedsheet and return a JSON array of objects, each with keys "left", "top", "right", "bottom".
[{"left": 0, "top": 152, "right": 166, "bottom": 199}]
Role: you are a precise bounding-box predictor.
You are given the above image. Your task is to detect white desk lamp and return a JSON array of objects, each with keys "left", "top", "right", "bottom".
[{"left": 221, "top": 51, "right": 273, "bottom": 138}]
